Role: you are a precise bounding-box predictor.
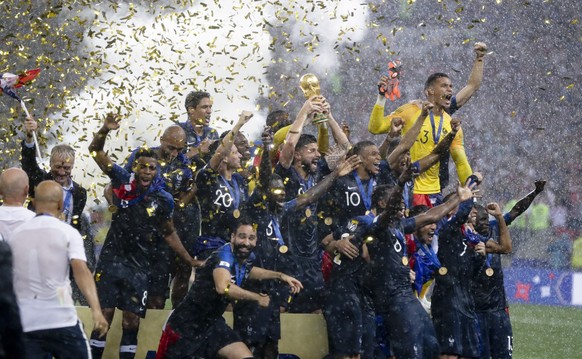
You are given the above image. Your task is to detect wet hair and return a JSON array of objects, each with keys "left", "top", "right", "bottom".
[
  {"left": 266, "top": 110, "right": 289, "bottom": 131},
  {"left": 348, "top": 140, "right": 376, "bottom": 157},
  {"left": 184, "top": 90, "right": 210, "bottom": 110},
  {"left": 409, "top": 205, "right": 430, "bottom": 218},
  {"left": 295, "top": 134, "right": 317, "bottom": 151},
  {"left": 424, "top": 73, "right": 449, "bottom": 91},
  {"left": 371, "top": 184, "right": 395, "bottom": 209},
  {"left": 134, "top": 147, "right": 158, "bottom": 161},
  {"left": 233, "top": 215, "right": 258, "bottom": 233},
  {"left": 50, "top": 144, "right": 75, "bottom": 164}
]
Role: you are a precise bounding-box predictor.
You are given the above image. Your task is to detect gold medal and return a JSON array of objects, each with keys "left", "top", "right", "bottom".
[
  {"left": 402, "top": 257, "right": 409, "bottom": 266},
  {"left": 439, "top": 267, "right": 448, "bottom": 275},
  {"left": 279, "top": 245, "right": 288, "bottom": 254},
  {"left": 108, "top": 205, "right": 117, "bottom": 213},
  {"left": 324, "top": 217, "right": 333, "bottom": 225},
  {"left": 485, "top": 267, "right": 494, "bottom": 277},
  {"left": 305, "top": 208, "right": 312, "bottom": 217},
  {"left": 233, "top": 209, "right": 240, "bottom": 218}
]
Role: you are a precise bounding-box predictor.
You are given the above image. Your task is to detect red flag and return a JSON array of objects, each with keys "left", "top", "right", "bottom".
[{"left": 0, "top": 68, "right": 41, "bottom": 95}]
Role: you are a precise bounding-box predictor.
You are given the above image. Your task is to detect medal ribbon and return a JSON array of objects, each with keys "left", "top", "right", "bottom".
[
  {"left": 220, "top": 175, "right": 240, "bottom": 209},
  {"left": 415, "top": 238, "right": 441, "bottom": 269},
  {"left": 112, "top": 178, "right": 156, "bottom": 209},
  {"left": 429, "top": 111, "right": 444, "bottom": 144},
  {"left": 462, "top": 226, "right": 492, "bottom": 269},
  {"left": 353, "top": 171, "right": 374, "bottom": 211},
  {"left": 270, "top": 215, "right": 286, "bottom": 247}
]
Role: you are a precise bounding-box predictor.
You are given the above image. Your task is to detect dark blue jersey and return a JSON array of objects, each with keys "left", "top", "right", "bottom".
[
  {"left": 473, "top": 213, "right": 514, "bottom": 312},
  {"left": 196, "top": 166, "right": 249, "bottom": 240},
  {"left": 168, "top": 243, "right": 255, "bottom": 335},
  {"left": 179, "top": 121, "right": 219, "bottom": 151},
  {"left": 432, "top": 200, "right": 485, "bottom": 318},
  {"left": 99, "top": 164, "right": 174, "bottom": 269},
  {"left": 328, "top": 214, "right": 375, "bottom": 294},
  {"left": 365, "top": 216, "right": 416, "bottom": 313},
  {"left": 319, "top": 161, "right": 397, "bottom": 236}
]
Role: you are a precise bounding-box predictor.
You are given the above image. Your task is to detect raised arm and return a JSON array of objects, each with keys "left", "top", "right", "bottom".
[
  {"left": 485, "top": 203, "right": 512, "bottom": 254},
  {"left": 375, "top": 163, "right": 417, "bottom": 227},
  {"left": 416, "top": 118, "right": 460, "bottom": 172},
  {"left": 387, "top": 101, "right": 432, "bottom": 169},
  {"left": 294, "top": 155, "right": 361, "bottom": 209},
  {"left": 378, "top": 118, "right": 402, "bottom": 160},
  {"left": 208, "top": 111, "right": 253, "bottom": 170},
  {"left": 322, "top": 98, "right": 351, "bottom": 153},
  {"left": 21, "top": 115, "right": 45, "bottom": 190},
  {"left": 453, "top": 42, "right": 487, "bottom": 110},
  {"left": 257, "top": 127, "right": 274, "bottom": 191},
  {"left": 507, "top": 180, "right": 546, "bottom": 221},
  {"left": 88, "top": 113, "right": 121, "bottom": 173},
  {"left": 279, "top": 97, "right": 323, "bottom": 168},
  {"left": 414, "top": 179, "right": 476, "bottom": 228}
]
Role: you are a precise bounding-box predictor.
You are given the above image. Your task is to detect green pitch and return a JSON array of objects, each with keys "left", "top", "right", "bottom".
[{"left": 511, "top": 304, "right": 582, "bottom": 358}]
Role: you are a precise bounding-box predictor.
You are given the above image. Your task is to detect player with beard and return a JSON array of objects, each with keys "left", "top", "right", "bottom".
[
  {"left": 470, "top": 180, "right": 544, "bottom": 359},
  {"left": 123, "top": 125, "right": 197, "bottom": 308},
  {"left": 234, "top": 128, "right": 360, "bottom": 358},
  {"left": 368, "top": 44, "right": 489, "bottom": 207},
  {"left": 194, "top": 111, "right": 254, "bottom": 259},
  {"left": 180, "top": 90, "right": 219, "bottom": 161},
  {"left": 156, "top": 218, "right": 303, "bottom": 359},
  {"left": 364, "top": 168, "right": 478, "bottom": 359},
  {"left": 88, "top": 114, "right": 201, "bottom": 359}
]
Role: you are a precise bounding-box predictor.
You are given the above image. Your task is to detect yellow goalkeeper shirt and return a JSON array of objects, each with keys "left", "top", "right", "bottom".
[{"left": 369, "top": 103, "right": 472, "bottom": 194}]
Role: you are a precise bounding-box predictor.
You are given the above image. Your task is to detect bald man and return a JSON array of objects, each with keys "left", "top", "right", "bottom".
[
  {"left": 7, "top": 180, "right": 108, "bottom": 359},
  {"left": 0, "top": 167, "right": 33, "bottom": 359},
  {"left": 122, "top": 125, "right": 198, "bottom": 308},
  {"left": 0, "top": 168, "right": 36, "bottom": 241}
]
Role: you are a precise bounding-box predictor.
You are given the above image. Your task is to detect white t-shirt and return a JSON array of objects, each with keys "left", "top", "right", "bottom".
[
  {"left": 0, "top": 206, "right": 36, "bottom": 241},
  {"left": 8, "top": 214, "right": 87, "bottom": 332}
]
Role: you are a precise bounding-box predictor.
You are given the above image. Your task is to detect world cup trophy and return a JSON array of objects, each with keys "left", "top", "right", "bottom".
[{"left": 299, "top": 73, "right": 328, "bottom": 125}]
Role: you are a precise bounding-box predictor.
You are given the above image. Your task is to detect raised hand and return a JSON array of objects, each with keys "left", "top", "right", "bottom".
[
  {"left": 261, "top": 126, "right": 273, "bottom": 148},
  {"left": 23, "top": 115, "right": 38, "bottom": 138},
  {"left": 336, "top": 154, "right": 361, "bottom": 177},
  {"left": 486, "top": 202, "right": 502, "bottom": 217},
  {"left": 534, "top": 179, "right": 546, "bottom": 194},
  {"left": 103, "top": 113, "right": 121, "bottom": 131},
  {"left": 474, "top": 42, "right": 488, "bottom": 58},
  {"left": 390, "top": 117, "right": 403, "bottom": 137}
]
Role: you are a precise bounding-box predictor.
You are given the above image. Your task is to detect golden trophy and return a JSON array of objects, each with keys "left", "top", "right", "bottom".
[{"left": 299, "top": 73, "right": 328, "bottom": 125}]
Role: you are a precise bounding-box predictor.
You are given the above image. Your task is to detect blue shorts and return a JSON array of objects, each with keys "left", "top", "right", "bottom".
[
  {"left": 157, "top": 318, "right": 240, "bottom": 359},
  {"left": 95, "top": 260, "right": 149, "bottom": 317},
  {"left": 380, "top": 296, "right": 439, "bottom": 359},
  {"left": 23, "top": 320, "right": 90, "bottom": 359},
  {"left": 477, "top": 309, "right": 513, "bottom": 359},
  {"left": 287, "top": 256, "right": 326, "bottom": 313},
  {"left": 433, "top": 305, "right": 481, "bottom": 357},
  {"left": 233, "top": 298, "right": 281, "bottom": 344}
]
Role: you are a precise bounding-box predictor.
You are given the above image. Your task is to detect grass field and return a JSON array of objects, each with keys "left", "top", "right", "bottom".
[{"left": 511, "top": 304, "right": 582, "bottom": 359}]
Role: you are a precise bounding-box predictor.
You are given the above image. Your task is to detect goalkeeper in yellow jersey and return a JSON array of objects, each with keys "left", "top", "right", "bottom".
[{"left": 368, "top": 42, "right": 487, "bottom": 207}]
